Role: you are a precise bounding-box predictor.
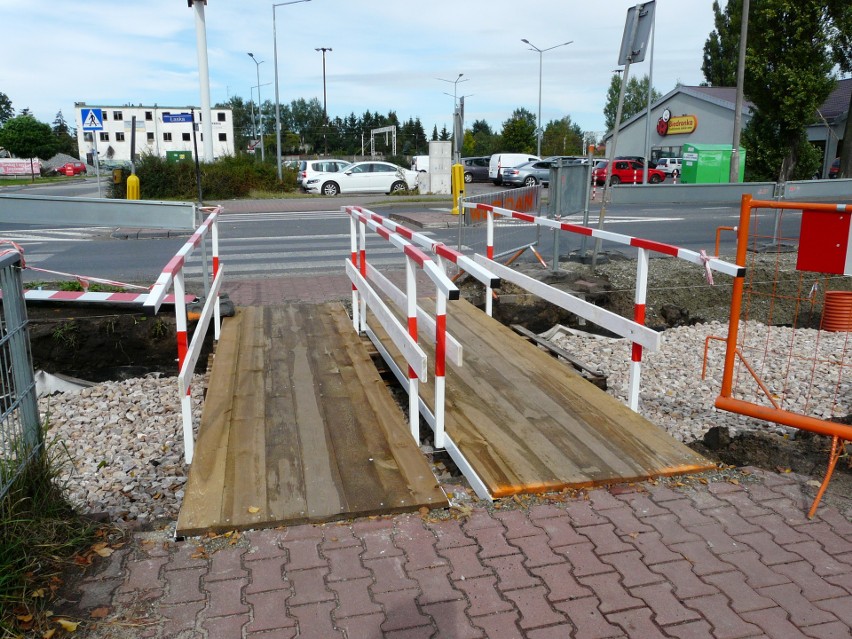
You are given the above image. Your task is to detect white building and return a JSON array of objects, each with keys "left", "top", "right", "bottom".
[{"left": 74, "top": 103, "right": 235, "bottom": 164}]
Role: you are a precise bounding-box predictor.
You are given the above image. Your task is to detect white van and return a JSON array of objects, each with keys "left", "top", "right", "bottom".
[
  {"left": 411, "top": 155, "right": 430, "bottom": 172},
  {"left": 489, "top": 153, "right": 541, "bottom": 185}
]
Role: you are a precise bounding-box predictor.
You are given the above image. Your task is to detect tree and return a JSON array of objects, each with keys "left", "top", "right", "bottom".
[
  {"left": 439, "top": 125, "right": 450, "bottom": 141},
  {"left": 541, "top": 116, "right": 584, "bottom": 156},
  {"left": 500, "top": 108, "right": 536, "bottom": 153},
  {"left": 0, "top": 92, "right": 13, "bottom": 124},
  {"left": 52, "top": 110, "right": 78, "bottom": 157},
  {"left": 431, "top": 125, "right": 438, "bottom": 141},
  {"left": 826, "top": 0, "right": 852, "bottom": 177},
  {"left": 702, "top": 0, "right": 743, "bottom": 86},
  {"left": 0, "top": 115, "right": 58, "bottom": 180},
  {"left": 603, "top": 74, "right": 661, "bottom": 131},
  {"left": 742, "top": 0, "right": 835, "bottom": 181}
]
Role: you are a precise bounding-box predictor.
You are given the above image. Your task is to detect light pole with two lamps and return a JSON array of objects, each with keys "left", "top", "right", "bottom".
[
  {"left": 316, "top": 47, "right": 332, "bottom": 155},
  {"left": 247, "top": 52, "right": 265, "bottom": 161},
  {"left": 273, "top": 0, "right": 312, "bottom": 180},
  {"left": 437, "top": 73, "right": 468, "bottom": 162},
  {"left": 521, "top": 38, "right": 572, "bottom": 157}
]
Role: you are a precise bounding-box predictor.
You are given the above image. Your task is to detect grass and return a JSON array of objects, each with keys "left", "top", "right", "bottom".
[{"left": 0, "top": 431, "right": 107, "bottom": 637}]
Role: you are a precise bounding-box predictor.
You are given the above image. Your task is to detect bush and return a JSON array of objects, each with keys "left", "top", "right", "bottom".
[{"left": 109, "top": 154, "right": 298, "bottom": 200}]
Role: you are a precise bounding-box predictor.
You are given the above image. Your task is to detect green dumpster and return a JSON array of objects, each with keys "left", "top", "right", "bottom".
[
  {"left": 166, "top": 150, "right": 192, "bottom": 163},
  {"left": 681, "top": 143, "right": 745, "bottom": 183}
]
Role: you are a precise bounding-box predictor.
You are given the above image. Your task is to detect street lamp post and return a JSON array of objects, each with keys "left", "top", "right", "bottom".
[
  {"left": 273, "top": 0, "right": 311, "bottom": 180},
  {"left": 521, "top": 39, "right": 572, "bottom": 157},
  {"left": 316, "top": 47, "right": 332, "bottom": 155},
  {"left": 247, "top": 52, "right": 265, "bottom": 161},
  {"left": 437, "top": 73, "right": 468, "bottom": 162}
]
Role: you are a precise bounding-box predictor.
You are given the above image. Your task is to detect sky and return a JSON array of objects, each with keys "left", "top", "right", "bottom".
[{"left": 2, "top": 0, "right": 718, "bottom": 138}]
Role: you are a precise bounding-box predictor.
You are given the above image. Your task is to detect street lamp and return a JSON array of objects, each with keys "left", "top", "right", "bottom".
[
  {"left": 437, "top": 73, "right": 468, "bottom": 109},
  {"left": 273, "top": 0, "right": 311, "bottom": 180},
  {"left": 521, "top": 38, "right": 572, "bottom": 156},
  {"left": 247, "top": 52, "right": 265, "bottom": 161},
  {"left": 316, "top": 47, "right": 332, "bottom": 155}
]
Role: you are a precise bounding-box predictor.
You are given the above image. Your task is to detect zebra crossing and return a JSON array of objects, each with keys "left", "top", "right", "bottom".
[{"left": 0, "top": 227, "right": 114, "bottom": 243}]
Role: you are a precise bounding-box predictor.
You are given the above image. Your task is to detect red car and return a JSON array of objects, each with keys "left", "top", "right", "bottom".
[
  {"left": 592, "top": 159, "right": 665, "bottom": 185},
  {"left": 55, "top": 161, "right": 87, "bottom": 176},
  {"left": 829, "top": 157, "right": 840, "bottom": 179}
]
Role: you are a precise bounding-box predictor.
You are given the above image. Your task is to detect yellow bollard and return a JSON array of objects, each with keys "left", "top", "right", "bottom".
[
  {"left": 126, "top": 173, "right": 140, "bottom": 200},
  {"left": 451, "top": 163, "right": 465, "bottom": 215}
]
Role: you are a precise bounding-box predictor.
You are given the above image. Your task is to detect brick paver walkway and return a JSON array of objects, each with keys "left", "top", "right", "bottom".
[{"left": 71, "top": 468, "right": 851, "bottom": 638}]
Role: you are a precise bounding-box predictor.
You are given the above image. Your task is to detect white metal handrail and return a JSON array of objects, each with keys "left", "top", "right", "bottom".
[
  {"left": 464, "top": 201, "right": 745, "bottom": 412},
  {"left": 346, "top": 206, "right": 459, "bottom": 448},
  {"left": 143, "top": 205, "right": 222, "bottom": 463}
]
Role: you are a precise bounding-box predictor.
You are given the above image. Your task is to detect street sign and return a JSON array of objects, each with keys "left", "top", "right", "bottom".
[
  {"left": 81, "top": 108, "right": 103, "bottom": 131},
  {"left": 618, "top": 1, "right": 655, "bottom": 65},
  {"left": 163, "top": 112, "right": 193, "bottom": 123}
]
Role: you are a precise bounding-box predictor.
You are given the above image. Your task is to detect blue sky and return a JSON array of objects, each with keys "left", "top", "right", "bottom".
[{"left": 2, "top": 0, "right": 717, "bottom": 137}]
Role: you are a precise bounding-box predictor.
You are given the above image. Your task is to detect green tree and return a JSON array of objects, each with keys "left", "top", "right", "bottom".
[
  {"left": 826, "top": 0, "right": 852, "bottom": 177},
  {"left": 742, "top": 0, "right": 835, "bottom": 181},
  {"left": 500, "top": 108, "right": 536, "bottom": 153},
  {"left": 702, "top": 0, "right": 743, "bottom": 86},
  {"left": 431, "top": 124, "right": 438, "bottom": 141},
  {"left": 0, "top": 115, "right": 58, "bottom": 180},
  {"left": 541, "top": 116, "right": 584, "bottom": 156},
  {"left": 603, "top": 74, "right": 661, "bottom": 131},
  {"left": 439, "top": 125, "right": 450, "bottom": 141},
  {"left": 0, "top": 91, "right": 13, "bottom": 124},
  {"left": 52, "top": 110, "right": 78, "bottom": 157}
]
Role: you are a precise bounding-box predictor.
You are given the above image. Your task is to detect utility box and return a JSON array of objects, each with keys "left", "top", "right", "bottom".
[
  {"left": 166, "top": 150, "right": 192, "bottom": 163},
  {"left": 680, "top": 143, "right": 745, "bottom": 183},
  {"left": 427, "top": 141, "right": 452, "bottom": 194}
]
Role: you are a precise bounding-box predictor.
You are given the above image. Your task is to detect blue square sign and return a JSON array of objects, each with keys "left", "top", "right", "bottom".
[{"left": 81, "top": 108, "right": 103, "bottom": 131}]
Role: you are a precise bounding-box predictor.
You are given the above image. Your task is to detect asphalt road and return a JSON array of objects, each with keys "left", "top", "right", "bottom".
[{"left": 0, "top": 178, "right": 799, "bottom": 287}]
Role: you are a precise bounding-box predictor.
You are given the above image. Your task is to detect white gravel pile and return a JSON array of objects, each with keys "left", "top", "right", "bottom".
[
  {"left": 40, "top": 376, "right": 203, "bottom": 527},
  {"left": 550, "top": 319, "right": 852, "bottom": 443},
  {"left": 39, "top": 320, "right": 850, "bottom": 525}
]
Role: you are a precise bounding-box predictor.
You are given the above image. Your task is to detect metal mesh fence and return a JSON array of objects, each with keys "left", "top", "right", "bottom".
[
  {"left": 0, "top": 251, "right": 41, "bottom": 500},
  {"left": 458, "top": 184, "right": 543, "bottom": 258}
]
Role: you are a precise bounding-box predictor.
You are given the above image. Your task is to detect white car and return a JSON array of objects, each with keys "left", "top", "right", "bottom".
[
  {"left": 304, "top": 161, "right": 417, "bottom": 196},
  {"left": 655, "top": 157, "right": 683, "bottom": 177},
  {"left": 297, "top": 158, "right": 352, "bottom": 190}
]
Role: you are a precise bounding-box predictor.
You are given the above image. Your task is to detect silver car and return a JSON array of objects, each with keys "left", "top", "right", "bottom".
[{"left": 500, "top": 160, "right": 553, "bottom": 187}]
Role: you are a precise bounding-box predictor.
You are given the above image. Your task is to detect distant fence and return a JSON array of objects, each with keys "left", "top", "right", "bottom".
[
  {"left": 0, "top": 251, "right": 40, "bottom": 500},
  {"left": 459, "top": 184, "right": 542, "bottom": 258}
]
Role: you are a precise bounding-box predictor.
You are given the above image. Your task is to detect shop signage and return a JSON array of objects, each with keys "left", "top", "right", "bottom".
[{"left": 657, "top": 108, "right": 698, "bottom": 136}]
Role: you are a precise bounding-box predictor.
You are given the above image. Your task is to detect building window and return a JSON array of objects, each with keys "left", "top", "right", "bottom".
[
  {"left": 218, "top": 133, "right": 227, "bottom": 141},
  {"left": 146, "top": 132, "right": 154, "bottom": 142},
  {"left": 163, "top": 132, "right": 172, "bottom": 142},
  {"left": 102, "top": 111, "right": 108, "bottom": 120},
  {"left": 83, "top": 132, "right": 93, "bottom": 142},
  {"left": 217, "top": 112, "right": 226, "bottom": 122},
  {"left": 116, "top": 132, "right": 125, "bottom": 142},
  {"left": 145, "top": 111, "right": 153, "bottom": 121},
  {"left": 182, "top": 132, "right": 191, "bottom": 141},
  {"left": 99, "top": 132, "right": 109, "bottom": 142},
  {"left": 113, "top": 111, "right": 123, "bottom": 121}
]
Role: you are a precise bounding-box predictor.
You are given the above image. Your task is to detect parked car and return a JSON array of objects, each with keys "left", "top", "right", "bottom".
[
  {"left": 54, "top": 161, "right": 87, "bottom": 176},
  {"left": 592, "top": 159, "right": 666, "bottom": 185},
  {"left": 461, "top": 156, "right": 490, "bottom": 183},
  {"left": 489, "top": 153, "right": 541, "bottom": 185},
  {"left": 615, "top": 155, "right": 658, "bottom": 169},
  {"left": 501, "top": 160, "right": 553, "bottom": 187},
  {"left": 298, "top": 158, "right": 352, "bottom": 190},
  {"left": 304, "top": 161, "right": 417, "bottom": 196},
  {"left": 829, "top": 157, "right": 840, "bottom": 178},
  {"left": 655, "top": 157, "right": 683, "bottom": 177}
]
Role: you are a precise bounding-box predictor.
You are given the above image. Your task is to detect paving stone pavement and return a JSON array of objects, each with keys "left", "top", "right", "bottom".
[{"left": 67, "top": 467, "right": 852, "bottom": 638}]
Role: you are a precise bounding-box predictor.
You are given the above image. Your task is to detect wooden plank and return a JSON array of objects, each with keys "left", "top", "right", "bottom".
[
  {"left": 371, "top": 298, "right": 713, "bottom": 499},
  {"left": 263, "top": 306, "right": 308, "bottom": 523},
  {"left": 221, "top": 306, "right": 269, "bottom": 528},
  {"left": 176, "top": 310, "right": 244, "bottom": 535},
  {"left": 179, "top": 302, "right": 447, "bottom": 534}
]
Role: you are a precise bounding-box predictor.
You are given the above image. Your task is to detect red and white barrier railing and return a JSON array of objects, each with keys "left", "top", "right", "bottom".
[
  {"left": 143, "top": 206, "right": 223, "bottom": 464},
  {"left": 464, "top": 201, "right": 744, "bottom": 411},
  {"left": 346, "top": 206, "right": 459, "bottom": 448}
]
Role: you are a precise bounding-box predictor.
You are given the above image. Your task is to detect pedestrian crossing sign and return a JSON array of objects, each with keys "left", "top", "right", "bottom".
[{"left": 81, "top": 108, "right": 103, "bottom": 131}]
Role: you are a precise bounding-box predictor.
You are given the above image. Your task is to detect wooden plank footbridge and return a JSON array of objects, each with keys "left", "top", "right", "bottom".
[{"left": 172, "top": 205, "right": 745, "bottom": 536}]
